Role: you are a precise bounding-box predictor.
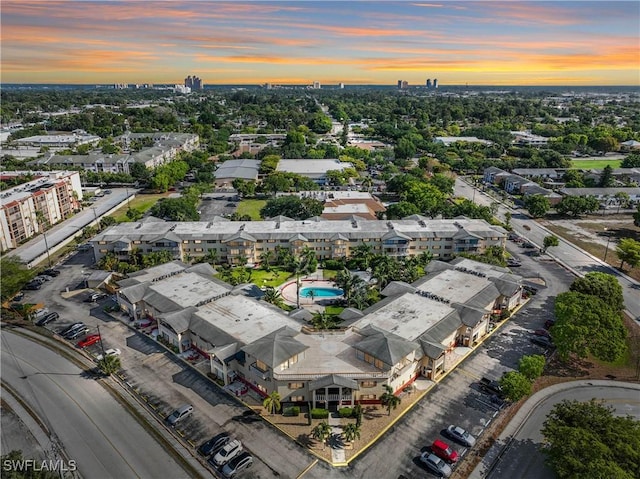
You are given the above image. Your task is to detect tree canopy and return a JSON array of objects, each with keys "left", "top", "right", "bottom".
[
  {"left": 569, "top": 272, "right": 624, "bottom": 311},
  {"left": 260, "top": 195, "right": 323, "bottom": 220}
]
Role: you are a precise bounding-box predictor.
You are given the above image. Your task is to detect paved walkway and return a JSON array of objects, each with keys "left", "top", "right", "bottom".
[{"left": 327, "top": 412, "right": 346, "bottom": 464}]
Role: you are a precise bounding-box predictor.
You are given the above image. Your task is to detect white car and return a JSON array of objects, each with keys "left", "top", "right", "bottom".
[
  {"left": 210, "top": 439, "right": 242, "bottom": 467},
  {"left": 96, "top": 348, "right": 121, "bottom": 361}
]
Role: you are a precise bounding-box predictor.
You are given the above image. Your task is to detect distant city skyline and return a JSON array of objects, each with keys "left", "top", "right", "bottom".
[{"left": 2, "top": 1, "right": 639, "bottom": 86}]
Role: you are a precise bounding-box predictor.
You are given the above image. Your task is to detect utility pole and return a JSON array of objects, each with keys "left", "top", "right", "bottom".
[{"left": 96, "top": 325, "right": 106, "bottom": 358}]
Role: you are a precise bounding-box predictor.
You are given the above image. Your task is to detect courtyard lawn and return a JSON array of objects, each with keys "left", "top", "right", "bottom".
[
  {"left": 325, "top": 305, "right": 344, "bottom": 316},
  {"left": 236, "top": 199, "right": 267, "bottom": 220},
  {"left": 109, "top": 192, "right": 170, "bottom": 222},
  {"left": 570, "top": 159, "right": 622, "bottom": 169},
  {"left": 323, "top": 269, "right": 339, "bottom": 280},
  {"left": 248, "top": 268, "right": 292, "bottom": 288}
]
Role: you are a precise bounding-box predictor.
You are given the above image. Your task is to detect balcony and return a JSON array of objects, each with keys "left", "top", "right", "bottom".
[
  {"left": 314, "top": 394, "right": 353, "bottom": 402},
  {"left": 273, "top": 370, "right": 388, "bottom": 381},
  {"left": 249, "top": 362, "right": 270, "bottom": 381}
]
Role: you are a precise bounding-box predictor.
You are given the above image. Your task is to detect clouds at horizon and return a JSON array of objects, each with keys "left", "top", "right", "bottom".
[{"left": 2, "top": 1, "right": 638, "bottom": 85}]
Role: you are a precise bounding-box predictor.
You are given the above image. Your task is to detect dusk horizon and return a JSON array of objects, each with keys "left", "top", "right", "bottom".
[{"left": 2, "top": 1, "right": 639, "bottom": 86}]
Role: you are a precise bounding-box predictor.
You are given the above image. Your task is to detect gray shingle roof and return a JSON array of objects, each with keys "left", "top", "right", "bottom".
[
  {"left": 355, "top": 325, "right": 419, "bottom": 367},
  {"left": 419, "top": 338, "right": 446, "bottom": 359},
  {"left": 241, "top": 327, "right": 308, "bottom": 368},
  {"left": 420, "top": 311, "right": 462, "bottom": 343},
  {"left": 339, "top": 308, "right": 364, "bottom": 320},
  {"left": 381, "top": 281, "right": 417, "bottom": 297},
  {"left": 119, "top": 282, "right": 149, "bottom": 304},
  {"left": 159, "top": 307, "right": 198, "bottom": 334},
  {"left": 452, "top": 303, "right": 487, "bottom": 327},
  {"left": 308, "top": 374, "right": 359, "bottom": 391}
]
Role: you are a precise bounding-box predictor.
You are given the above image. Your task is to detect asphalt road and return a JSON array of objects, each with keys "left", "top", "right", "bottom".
[
  {"left": 454, "top": 179, "right": 640, "bottom": 322},
  {"left": 486, "top": 382, "right": 640, "bottom": 479},
  {"left": 0, "top": 329, "right": 191, "bottom": 479}
]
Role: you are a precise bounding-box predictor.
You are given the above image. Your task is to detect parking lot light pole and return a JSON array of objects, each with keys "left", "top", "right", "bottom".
[
  {"left": 96, "top": 325, "right": 106, "bottom": 358},
  {"left": 42, "top": 230, "right": 52, "bottom": 268},
  {"left": 603, "top": 228, "right": 612, "bottom": 263}
]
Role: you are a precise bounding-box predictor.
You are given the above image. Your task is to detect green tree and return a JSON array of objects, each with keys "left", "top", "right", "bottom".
[
  {"left": 504, "top": 211, "right": 512, "bottom": 228},
  {"left": 262, "top": 287, "right": 283, "bottom": 307},
  {"left": 553, "top": 292, "right": 627, "bottom": 362},
  {"left": 97, "top": 354, "right": 121, "bottom": 375},
  {"left": 621, "top": 153, "right": 640, "bottom": 168},
  {"left": 518, "top": 354, "right": 546, "bottom": 381},
  {"left": 635, "top": 204, "right": 640, "bottom": 227},
  {"left": 311, "top": 421, "right": 332, "bottom": 450},
  {"left": 262, "top": 172, "right": 292, "bottom": 195},
  {"left": 569, "top": 272, "right": 624, "bottom": 311},
  {"left": 614, "top": 191, "right": 630, "bottom": 213},
  {"left": 262, "top": 391, "right": 281, "bottom": 415},
  {"left": 542, "top": 234, "right": 559, "bottom": 253},
  {"left": 499, "top": 371, "right": 532, "bottom": 402},
  {"left": 342, "top": 423, "right": 361, "bottom": 443},
  {"left": 126, "top": 208, "right": 143, "bottom": 221},
  {"left": 556, "top": 195, "right": 600, "bottom": 217},
  {"left": 380, "top": 384, "right": 401, "bottom": 416},
  {"left": 598, "top": 164, "right": 614, "bottom": 187},
  {"left": 260, "top": 196, "right": 323, "bottom": 220},
  {"left": 385, "top": 201, "right": 420, "bottom": 219},
  {"left": 524, "top": 194, "right": 550, "bottom": 217},
  {"left": 616, "top": 238, "right": 640, "bottom": 270},
  {"left": 259, "top": 250, "right": 274, "bottom": 271},
  {"left": 541, "top": 399, "right": 640, "bottom": 479},
  {"left": 0, "top": 257, "right": 35, "bottom": 302}
]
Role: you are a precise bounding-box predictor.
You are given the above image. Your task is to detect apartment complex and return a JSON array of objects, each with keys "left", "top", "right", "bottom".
[
  {"left": 29, "top": 132, "right": 200, "bottom": 173},
  {"left": 0, "top": 170, "right": 83, "bottom": 251},
  {"left": 90, "top": 216, "right": 507, "bottom": 265},
  {"left": 114, "top": 257, "right": 523, "bottom": 405}
]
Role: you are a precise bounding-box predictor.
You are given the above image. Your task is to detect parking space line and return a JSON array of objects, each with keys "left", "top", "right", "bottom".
[
  {"left": 456, "top": 368, "right": 482, "bottom": 381},
  {"left": 296, "top": 459, "right": 318, "bottom": 479}
]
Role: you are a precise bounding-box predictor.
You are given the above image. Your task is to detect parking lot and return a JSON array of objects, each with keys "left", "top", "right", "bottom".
[
  {"left": 198, "top": 193, "right": 238, "bottom": 221},
  {"left": 15, "top": 239, "right": 576, "bottom": 479}
]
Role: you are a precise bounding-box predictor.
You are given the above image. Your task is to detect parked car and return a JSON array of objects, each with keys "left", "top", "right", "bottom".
[
  {"left": 36, "top": 275, "right": 53, "bottom": 282},
  {"left": 198, "top": 433, "right": 230, "bottom": 457},
  {"left": 85, "top": 292, "right": 106, "bottom": 302},
  {"left": 77, "top": 334, "right": 101, "bottom": 348},
  {"left": 166, "top": 404, "right": 193, "bottom": 427},
  {"left": 533, "top": 329, "right": 551, "bottom": 338},
  {"left": 60, "top": 322, "right": 84, "bottom": 336},
  {"left": 431, "top": 439, "right": 459, "bottom": 463},
  {"left": 134, "top": 318, "right": 154, "bottom": 329},
  {"left": 221, "top": 451, "right": 253, "bottom": 478},
  {"left": 420, "top": 452, "right": 452, "bottom": 478},
  {"left": 544, "top": 319, "right": 556, "bottom": 329},
  {"left": 211, "top": 439, "right": 242, "bottom": 467},
  {"left": 96, "top": 348, "right": 121, "bottom": 361},
  {"left": 43, "top": 269, "right": 61, "bottom": 277},
  {"left": 35, "top": 312, "right": 59, "bottom": 326},
  {"left": 65, "top": 327, "right": 89, "bottom": 340},
  {"left": 446, "top": 425, "right": 476, "bottom": 447},
  {"left": 506, "top": 259, "right": 521, "bottom": 267},
  {"left": 12, "top": 292, "right": 25, "bottom": 301},
  {"left": 24, "top": 282, "right": 42, "bottom": 291},
  {"left": 32, "top": 276, "right": 47, "bottom": 285},
  {"left": 30, "top": 308, "right": 50, "bottom": 321},
  {"left": 530, "top": 335, "right": 554, "bottom": 348},
  {"left": 478, "top": 377, "right": 504, "bottom": 398}
]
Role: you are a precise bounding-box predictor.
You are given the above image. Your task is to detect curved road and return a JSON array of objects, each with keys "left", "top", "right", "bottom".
[
  {"left": 486, "top": 381, "right": 640, "bottom": 479},
  {"left": 455, "top": 179, "right": 640, "bottom": 322},
  {"left": 1, "top": 329, "right": 190, "bottom": 479}
]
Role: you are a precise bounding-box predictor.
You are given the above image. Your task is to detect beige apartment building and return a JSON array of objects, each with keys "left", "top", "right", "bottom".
[{"left": 0, "top": 171, "right": 83, "bottom": 251}]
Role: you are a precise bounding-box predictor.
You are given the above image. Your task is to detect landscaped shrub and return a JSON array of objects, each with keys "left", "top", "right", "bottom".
[
  {"left": 283, "top": 406, "right": 300, "bottom": 417},
  {"left": 323, "top": 259, "right": 343, "bottom": 270},
  {"left": 338, "top": 407, "right": 353, "bottom": 418},
  {"left": 311, "top": 408, "right": 329, "bottom": 419}
]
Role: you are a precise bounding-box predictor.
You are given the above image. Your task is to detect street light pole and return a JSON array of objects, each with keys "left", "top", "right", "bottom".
[
  {"left": 603, "top": 228, "right": 612, "bottom": 263},
  {"left": 42, "top": 230, "right": 52, "bottom": 268}
]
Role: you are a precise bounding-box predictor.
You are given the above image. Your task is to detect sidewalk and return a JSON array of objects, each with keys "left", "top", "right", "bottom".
[{"left": 468, "top": 380, "right": 640, "bottom": 478}]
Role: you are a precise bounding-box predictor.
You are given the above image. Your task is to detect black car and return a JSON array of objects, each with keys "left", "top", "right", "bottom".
[
  {"left": 60, "top": 322, "right": 85, "bottom": 337},
  {"left": 43, "top": 269, "right": 61, "bottom": 277},
  {"left": 24, "top": 282, "right": 42, "bottom": 290},
  {"left": 198, "top": 433, "right": 230, "bottom": 457},
  {"left": 36, "top": 312, "right": 59, "bottom": 326},
  {"left": 530, "top": 335, "right": 554, "bottom": 348}
]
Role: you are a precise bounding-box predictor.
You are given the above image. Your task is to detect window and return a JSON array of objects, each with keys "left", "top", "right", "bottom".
[
  {"left": 359, "top": 394, "right": 376, "bottom": 400},
  {"left": 433, "top": 245, "right": 441, "bottom": 250},
  {"left": 288, "top": 382, "right": 304, "bottom": 389},
  {"left": 290, "top": 395, "right": 304, "bottom": 402},
  {"left": 361, "top": 380, "right": 377, "bottom": 388},
  {"left": 194, "top": 240, "right": 201, "bottom": 244},
  {"left": 255, "top": 360, "right": 268, "bottom": 372},
  {"left": 194, "top": 248, "right": 203, "bottom": 252},
  {"left": 99, "top": 249, "right": 108, "bottom": 253}
]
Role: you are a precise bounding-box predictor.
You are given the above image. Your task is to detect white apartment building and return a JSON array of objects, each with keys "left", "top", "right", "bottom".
[{"left": 0, "top": 171, "right": 83, "bottom": 251}]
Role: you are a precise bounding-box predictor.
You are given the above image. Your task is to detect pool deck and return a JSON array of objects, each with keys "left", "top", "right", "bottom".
[{"left": 279, "top": 275, "right": 343, "bottom": 310}]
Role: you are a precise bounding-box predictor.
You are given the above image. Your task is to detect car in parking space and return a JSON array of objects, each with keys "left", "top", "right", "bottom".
[
  {"left": 60, "top": 322, "right": 84, "bottom": 336},
  {"left": 446, "top": 425, "right": 476, "bottom": 447},
  {"left": 12, "top": 292, "right": 25, "bottom": 301},
  {"left": 65, "top": 327, "right": 90, "bottom": 340},
  {"left": 24, "top": 281, "right": 42, "bottom": 290},
  {"left": 43, "top": 269, "right": 61, "bottom": 277},
  {"left": 221, "top": 451, "right": 253, "bottom": 478},
  {"left": 85, "top": 292, "right": 106, "bottom": 302},
  {"left": 544, "top": 319, "right": 555, "bottom": 329},
  {"left": 430, "top": 439, "right": 459, "bottom": 463},
  {"left": 211, "top": 439, "right": 242, "bottom": 467},
  {"left": 166, "top": 404, "right": 193, "bottom": 427},
  {"left": 77, "top": 334, "right": 101, "bottom": 348},
  {"left": 35, "top": 312, "right": 59, "bottom": 326},
  {"left": 198, "top": 433, "right": 230, "bottom": 457},
  {"left": 419, "top": 452, "right": 452, "bottom": 478},
  {"left": 96, "top": 348, "right": 121, "bottom": 361},
  {"left": 530, "top": 335, "right": 554, "bottom": 348},
  {"left": 533, "top": 329, "right": 551, "bottom": 338}
]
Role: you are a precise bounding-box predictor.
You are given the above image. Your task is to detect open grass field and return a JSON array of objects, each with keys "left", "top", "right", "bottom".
[
  {"left": 236, "top": 199, "right": 266, "bottom": 220},
  {"left": 109, "top": 192, "right": 170, "bottom": 222},
  {"left": 249, "top": 268, "right": 292, "bottom": 287},
  {"left": 570, "top": 159, "right": 622, "bottom": 169}
]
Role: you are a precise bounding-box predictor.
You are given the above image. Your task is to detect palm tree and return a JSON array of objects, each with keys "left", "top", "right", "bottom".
[
  {"left": 311, "top": 421, "right": 332, "bottom": 450},
  {"left": 263, "top": 287, "right": 283, "bottom": 307},
  {"left": 262, "top": 391, "right": 281, "bottom": 416},
  {"left": 380, "top": 385, "right": 401, "bottom": 416},
  {"left": 97, "top": 355, "right": 121, "bottom": 376},
  {"left": 260, "top": 250, "right": 274, "bottom": 271},
  {"left": 342, "top": 423, "right": 361, "bottom": 444}
]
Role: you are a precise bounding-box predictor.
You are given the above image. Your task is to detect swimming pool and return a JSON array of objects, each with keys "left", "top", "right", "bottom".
[{"left": 299, "top": 286, "right": 344, "bottom": 298}]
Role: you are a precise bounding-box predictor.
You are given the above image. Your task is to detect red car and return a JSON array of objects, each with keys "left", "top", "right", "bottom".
[
  {"left": 431, "top": 439, "right": 459, "bottom": 463},
  {"left": 77, "top": 334, "right": 101, "bottom": 348}
]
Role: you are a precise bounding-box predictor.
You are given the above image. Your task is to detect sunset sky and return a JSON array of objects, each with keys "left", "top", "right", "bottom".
[{"left": 2, "top": 1, "right": 639, "bottom": 86}]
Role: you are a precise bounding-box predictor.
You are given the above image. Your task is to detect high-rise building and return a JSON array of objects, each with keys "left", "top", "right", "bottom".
[
  {"left": 339, "top": 82, "right": 344, "bottom": 89},
  {"left": 401, "top": 80, "right": 409, "bottom": 89},
  {"left": 433, "top": 78, "right": 438, "bottom": 89},
  {"left": 313, "top": 81, "right": 321, "bottom": 89},
  {"left": 397, "top": 80, "right": 403, "bottom": 89},
  {"left": 426, "top": 79, "right": 432, "bottom": 88},
  {"left": 184, "top": 75, "right": 203, "bottom": 90}
]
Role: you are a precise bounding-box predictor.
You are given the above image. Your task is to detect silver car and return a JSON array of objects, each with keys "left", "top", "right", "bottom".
[
  {"left": 446, "top": 425, "right": 476, "bottom": 447},
  {"left": 166, "top": 404, "right": 193, "bottom": 427},
  {"left": 420, "top": 452, "right": 452, "bottom": 478}
]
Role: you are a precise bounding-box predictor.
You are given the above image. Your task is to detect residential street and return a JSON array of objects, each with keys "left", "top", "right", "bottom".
[{"left": 455, "top": 178, "right": 640, "bottom": 322}]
